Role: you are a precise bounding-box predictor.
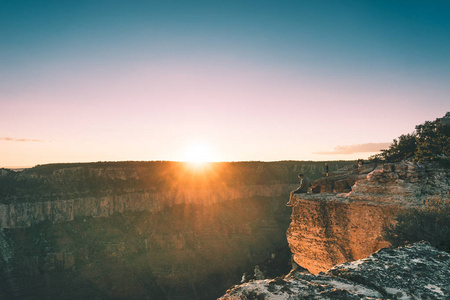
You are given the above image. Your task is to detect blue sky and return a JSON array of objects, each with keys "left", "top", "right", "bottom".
[{"left": 1, "top": 1, "right": 449, "bottom": 166}]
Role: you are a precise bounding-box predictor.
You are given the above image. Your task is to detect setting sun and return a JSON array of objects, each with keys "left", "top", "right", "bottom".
[{"left": 183, "top": 141, "right": 216, "bottom": 163}]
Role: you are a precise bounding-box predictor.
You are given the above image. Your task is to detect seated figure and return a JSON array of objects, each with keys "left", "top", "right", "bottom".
[
  {"left": 286, "top": 173, "right": 310, "bottom": 206},
  {"left": 293, "top": 173, "right": 310, "bottom": 194}
]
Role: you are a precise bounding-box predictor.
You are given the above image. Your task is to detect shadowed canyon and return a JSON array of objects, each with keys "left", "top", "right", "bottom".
[{"left": 0, "top": 161, "right": 353, "bottom": 299}]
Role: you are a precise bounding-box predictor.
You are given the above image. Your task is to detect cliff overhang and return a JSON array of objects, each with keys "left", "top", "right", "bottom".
[{"left": 286, "top": 161, "right": 450, "bottom": 274}]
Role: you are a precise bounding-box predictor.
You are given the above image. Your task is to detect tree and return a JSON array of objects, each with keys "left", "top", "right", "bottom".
[
  {"left": 415, "top": 115, "right": 450, "bottom": 162},
  {"left": 369, "top": 113, "right": 449, "bottom": 164}
]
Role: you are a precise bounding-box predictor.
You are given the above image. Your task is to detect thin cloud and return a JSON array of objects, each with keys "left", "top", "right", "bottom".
[
  {"left": 0, "top": 137, "right": 44, "bottom": 142},
  {"left": 315, "top": 142, "right": 391, "bottom": 155}
]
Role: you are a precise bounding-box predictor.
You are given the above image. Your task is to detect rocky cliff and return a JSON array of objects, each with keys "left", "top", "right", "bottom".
[
  {"left": 286, "top": 161, "right": 450, "bottom": 274},
  {"left": 0, "top": 184, "right": 297, "bottom": 228},
  {"left": 220, "top": 242, "right": 450, "bottom": 299}
]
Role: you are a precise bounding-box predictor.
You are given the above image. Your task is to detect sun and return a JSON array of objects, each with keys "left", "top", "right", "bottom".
[{"left": 183, "top": 141, "right": 216, "bottom": 164}]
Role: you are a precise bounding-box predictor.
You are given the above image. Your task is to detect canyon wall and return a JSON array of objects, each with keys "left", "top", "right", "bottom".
[
  {"left": 286, "top": 161, "right": 450, "bottom": 274},
  {"left": 0, "top": 184, "right": 296, "bottom": 228},
  {"left": 1, "top": 160, "right": 345, "bottom": 229}
]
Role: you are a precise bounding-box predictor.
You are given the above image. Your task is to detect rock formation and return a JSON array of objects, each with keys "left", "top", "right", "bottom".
[
  {"left": 0, "top": 184, "right": 297, "bottom": 228},
  {"left": 219, "top": 242, "right": 450, "bottom": 299},
  {"left": 287, "top": 161, "right": 450, "bottom": 274}
]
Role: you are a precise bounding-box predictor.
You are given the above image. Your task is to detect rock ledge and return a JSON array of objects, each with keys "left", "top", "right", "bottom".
[
  {"left": 287, "top": 161, "right": 450, "bottom": 273},
  {"left": 219, "top": 243, "right": 450, "bottom": 299}
]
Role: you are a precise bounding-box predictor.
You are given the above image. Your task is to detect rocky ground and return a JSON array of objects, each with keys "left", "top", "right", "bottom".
[{"left": 219, "top": 242, "right": 450, "bottom": 299}]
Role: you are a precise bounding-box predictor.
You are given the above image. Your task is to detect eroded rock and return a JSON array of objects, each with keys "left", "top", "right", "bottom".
[
  {"left": 287, "top": 161, "right": 450, "bottom": 273},
  {"left": 219, "top": 243, "right": 450, "bottom": 299}
]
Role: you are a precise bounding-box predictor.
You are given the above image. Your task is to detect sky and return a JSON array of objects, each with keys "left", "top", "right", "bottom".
[{"left": 1, "top": 0, "right": 449, "bottom": 167}]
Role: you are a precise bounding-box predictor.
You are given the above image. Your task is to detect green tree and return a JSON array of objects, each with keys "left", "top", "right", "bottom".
[
  {"left": 369, "top": 112, "right": 449, "bottom": 164},
  {"left": 415, "top": 114, "right": 450, "bottom": 162},
  {"left": 379, "top": 133, "right": 417, "bottom": 162}
]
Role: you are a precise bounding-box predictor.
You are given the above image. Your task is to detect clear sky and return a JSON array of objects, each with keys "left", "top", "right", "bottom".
[{"left": 1, "top": 0, "right": 449, "bottom": 167}]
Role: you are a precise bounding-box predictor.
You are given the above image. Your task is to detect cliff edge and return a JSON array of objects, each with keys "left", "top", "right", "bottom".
[{"left": 287, "top": 161, "right": 449, "bottom": 274}]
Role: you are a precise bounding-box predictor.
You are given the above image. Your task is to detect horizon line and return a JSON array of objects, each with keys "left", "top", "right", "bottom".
[{"left": 1, "top": 158, "right": 362, "bottom": 169}]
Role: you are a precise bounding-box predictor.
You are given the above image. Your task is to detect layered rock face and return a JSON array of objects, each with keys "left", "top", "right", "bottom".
[
  {"left": 0, "top": 161, "right": 355, "bottom": 229},
  {"left": 0, "top": 184, "right": 296, "bottom": 228},
  {"left": 287, "top": 194, "right": 398, "bottom": 274},
  {"left": 0, "top": 161, "right": 308, "bottom": 228},
  {"left": 287, "top": 161, "right": 450, "bottom": 274},
  {"left": 220, "top": 243, "right": 450, "bottom": 299}
]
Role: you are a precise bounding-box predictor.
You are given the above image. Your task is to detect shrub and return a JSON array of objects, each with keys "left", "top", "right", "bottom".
[{"left": 383, "top": 194, "right": 450, "bottom": 253}]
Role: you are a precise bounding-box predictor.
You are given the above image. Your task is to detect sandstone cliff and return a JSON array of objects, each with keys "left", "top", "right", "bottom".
[
  {"left": 220, "top": 242, "right": 450, "bottom": 299},
  {"left": 286, "top": 161, "right": 449, "bottom": 274}
]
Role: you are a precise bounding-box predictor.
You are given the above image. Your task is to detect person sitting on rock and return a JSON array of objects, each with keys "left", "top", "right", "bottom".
[
  {"left": 286, "top": 173, "right": 311, "bottom": 207},
  {"left": 293, "top": 173, "right": 310, "bottom": 194}
]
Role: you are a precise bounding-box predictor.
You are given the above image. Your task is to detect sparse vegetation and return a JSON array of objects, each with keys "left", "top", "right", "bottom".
[
  {"left": 383, "top": 194, "right": 450, "bottom": 253},
  {"left": 370, "top": 112, "right": 450, "bottom": 165}
]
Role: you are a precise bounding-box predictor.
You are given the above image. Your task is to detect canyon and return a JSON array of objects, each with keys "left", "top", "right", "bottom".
[
  {"left": 3, "top": 159, "right": 448, "bottom": 299},
  {"left": 0, "top": 160, "right": 352, "bottom": 299}
]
